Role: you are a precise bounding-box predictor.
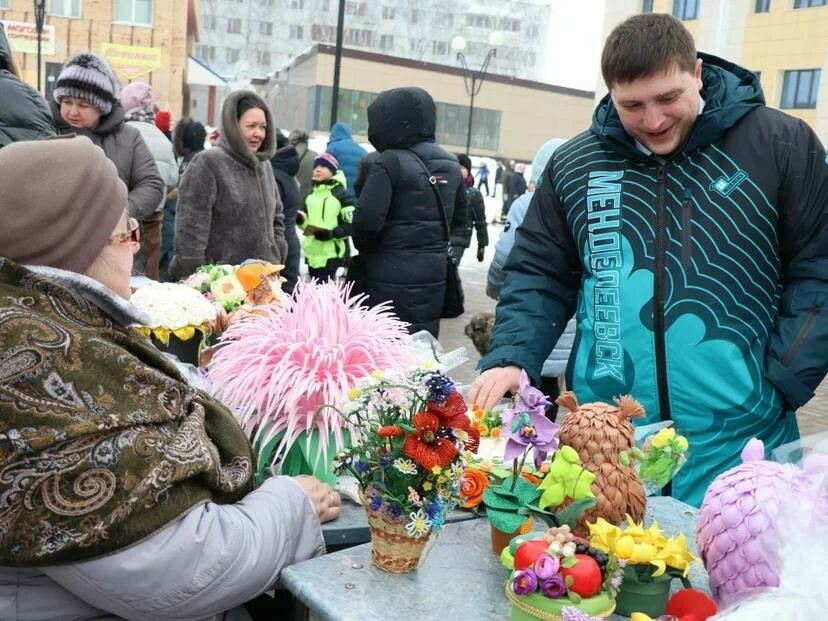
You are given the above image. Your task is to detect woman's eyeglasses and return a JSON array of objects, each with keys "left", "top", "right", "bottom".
[{"left": 109, "top": 218, "right": 140, "bottom": 245}]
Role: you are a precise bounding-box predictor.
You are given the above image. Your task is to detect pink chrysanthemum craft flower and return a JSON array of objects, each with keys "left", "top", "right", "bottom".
[{"left": 207, "top": 279, "right": 416, "bottom": 469}]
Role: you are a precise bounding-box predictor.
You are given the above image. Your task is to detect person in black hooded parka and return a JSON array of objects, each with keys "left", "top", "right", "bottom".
[
  {"left": 352, "top": 87, "right": 467, "bottom": 338},
  {"left": 0, "top": 22, "right": 55, "bottom": 147},
  {"left": 271, "top": 131, "right": 302, "bottom": 295}
]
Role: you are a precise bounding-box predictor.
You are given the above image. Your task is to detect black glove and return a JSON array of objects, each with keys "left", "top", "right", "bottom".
[
  {"left": 313, "top": 228, "right": 333, "bottom": 241},
  {"left": 476, "top": 246, "right": 486, "bottom": 262}
]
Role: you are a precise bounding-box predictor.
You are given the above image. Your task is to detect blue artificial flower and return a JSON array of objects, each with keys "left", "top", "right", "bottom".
[
  {"left": 425, "top": 372, "right": 455, "bottom": 403},
  {"left": 369, "top": 496, "right": 382, "bottom": 511},
  {"left": 387, "top": 502, "right": 402, "bottom": 519}
]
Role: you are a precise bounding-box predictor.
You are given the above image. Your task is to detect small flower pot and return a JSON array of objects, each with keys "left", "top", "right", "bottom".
[
  {"left": 362, "top": 499, "right": 431, "bottom": 573},
  {"left": 614, "top": 577, "right": 672, "bottom": 617},
  {"left": 490, "top": 517, "right": 534, "bottom": 556}
]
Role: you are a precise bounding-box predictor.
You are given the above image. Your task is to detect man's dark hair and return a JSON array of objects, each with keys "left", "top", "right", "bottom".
[{"left": 601, "top": 13, "right": 697, "bottom": 89}]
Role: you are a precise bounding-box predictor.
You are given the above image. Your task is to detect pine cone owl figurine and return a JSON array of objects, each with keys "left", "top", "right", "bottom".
[
  {"left": 556, "top": 391, "right": 646, "bottom": 535},
  {"left": 695, "top": 438, "right": 798, "bottom": 604}
]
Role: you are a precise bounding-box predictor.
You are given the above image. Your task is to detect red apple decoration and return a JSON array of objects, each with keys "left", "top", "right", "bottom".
[
  {"left": 514, "top": 539, "right": 550, "bottom": 570},
  {"left": 560, "top": 553, "right": 603, "bottom": 597}
]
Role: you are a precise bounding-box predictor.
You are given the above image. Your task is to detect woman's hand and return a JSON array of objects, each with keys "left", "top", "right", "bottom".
[
  {"left": 294, "top": 475, "right": 341, "bottom": 523},
  {"left": 467, "top": 365, "right": 522, "bottom": 411}
]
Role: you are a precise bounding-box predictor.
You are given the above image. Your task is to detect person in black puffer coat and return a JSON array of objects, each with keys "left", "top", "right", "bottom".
[
  {"left": 353, "top": 86, "right": 468, "bottom": 338},
  {"left": 271, "top": 131, "right": 303, "bottom": 294},
  {"left": 0, "top": 22, "right": 55, "bottom": 147}
]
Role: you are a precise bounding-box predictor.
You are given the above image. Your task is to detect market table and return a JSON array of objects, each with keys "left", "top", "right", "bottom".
[
  {"left": 323, "top": 499, "right": 482, "bottom": 550},
  {"left": 284, "top": 496, "right": 708, "bottom": 621}
]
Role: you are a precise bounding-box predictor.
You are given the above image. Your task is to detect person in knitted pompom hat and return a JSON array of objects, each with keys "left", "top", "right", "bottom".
[
  {"left": 53, "top": 52, "right": 119, "bottom": 118},
  {"left": 50, "top": 52, "right": 165, "bottom": 280}
]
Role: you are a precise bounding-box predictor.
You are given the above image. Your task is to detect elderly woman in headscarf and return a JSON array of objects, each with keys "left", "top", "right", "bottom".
[
  {"left": 169, "top": 90, "right": 287, "bottom": 280},
  {"left": 0, "top": 136, "right": 339, "bottom": 620}
]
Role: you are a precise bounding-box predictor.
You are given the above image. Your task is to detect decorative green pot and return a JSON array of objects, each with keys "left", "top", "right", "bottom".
[{"left": 613, "top": 577, "right": 672, "bottom": 617}]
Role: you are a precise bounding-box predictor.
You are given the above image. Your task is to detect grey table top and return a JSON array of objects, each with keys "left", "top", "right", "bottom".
[{"left": 285, "top": 496, "right": 708, "bottom": 621}]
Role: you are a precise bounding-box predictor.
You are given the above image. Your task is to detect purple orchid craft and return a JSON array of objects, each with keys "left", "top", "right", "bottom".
[{"left": 502, "top": 371, "right": 560, "bottom": 468}]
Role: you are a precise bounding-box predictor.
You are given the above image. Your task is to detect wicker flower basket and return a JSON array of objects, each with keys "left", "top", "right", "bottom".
[{"left": 363, "top": 502, "right": 431, "bottom": 573}]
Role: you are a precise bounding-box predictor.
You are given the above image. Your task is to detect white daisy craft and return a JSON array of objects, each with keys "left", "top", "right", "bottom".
[{"left": 130, "top": 281, "right": 219, "bottom": 344}]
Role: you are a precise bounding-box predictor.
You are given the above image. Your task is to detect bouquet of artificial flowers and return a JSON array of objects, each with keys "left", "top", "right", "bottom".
[
  {"left": 332, "top": 367, "right": 479, "bottom": 537},
  {"left": 130, "top": 281, "right": 219, "bottom": 344}
]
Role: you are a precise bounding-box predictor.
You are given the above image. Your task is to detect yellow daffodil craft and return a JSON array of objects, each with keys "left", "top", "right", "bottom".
[{"left": 588, "top": 515, "right": 698, "bottom": 582}]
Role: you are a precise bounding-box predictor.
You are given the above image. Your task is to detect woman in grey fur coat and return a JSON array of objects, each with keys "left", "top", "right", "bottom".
[{"left": 169, "top": 90, "right": 287, "bottom": 279}]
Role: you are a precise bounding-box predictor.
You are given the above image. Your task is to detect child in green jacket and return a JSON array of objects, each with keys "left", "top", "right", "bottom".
[{"left": 297, "top": 152, "right": 355, "bottom": 282}]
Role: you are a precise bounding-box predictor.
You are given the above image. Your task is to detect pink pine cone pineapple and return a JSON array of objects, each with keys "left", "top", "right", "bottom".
[{"left": 696, "top": 438, "right": 798, "bottom": 604}]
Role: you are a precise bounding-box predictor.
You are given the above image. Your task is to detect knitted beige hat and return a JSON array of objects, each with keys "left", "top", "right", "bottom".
[{"left": 0, "top": 136, "right": 127, "bottom": 273}]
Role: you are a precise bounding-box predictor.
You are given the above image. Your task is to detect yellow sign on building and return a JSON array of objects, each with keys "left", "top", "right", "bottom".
[
  {"left": 101, "top": 43, "right": 162, "bottom": 80},
  {"left": 0, "top": 20, "right": 55, "bottom": 55}
]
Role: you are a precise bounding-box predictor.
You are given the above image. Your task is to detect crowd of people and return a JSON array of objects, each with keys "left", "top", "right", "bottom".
[{"left": 0, "top": 11, "right": 826, "bottom": 619}]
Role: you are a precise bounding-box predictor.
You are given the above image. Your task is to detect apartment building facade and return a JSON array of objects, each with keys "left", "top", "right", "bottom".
[
  {"left": 1, "top": 0, "right": 198, "bottom": 116},
  {"left": 194, "top": 0, "right": 551, "bottom": 84},
  {"left": 603, "top": 0, "right": 828, "bottom": 144}
]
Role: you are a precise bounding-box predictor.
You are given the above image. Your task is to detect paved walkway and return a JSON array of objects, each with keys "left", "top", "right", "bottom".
[{"left": 438, "top": 194, "right": 827, "bottom": 440}]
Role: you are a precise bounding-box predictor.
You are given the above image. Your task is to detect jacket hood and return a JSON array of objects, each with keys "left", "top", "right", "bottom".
[
  {"left": 219, "top": 90, "right": 275, "bottom": 168},
  {"left": 270, "top": 144, "right": 300, "bottom": 177},
  {"left": 591, "top": 53, "right": 765, "bottom": 159},
  {"left": 329, "top": 122, "right": 353, "bottom": 142},
  {"left": 367, "top": 87, "right": 436, "bottom": 152},
  {"left": 50, "top": 98, "right": 126, "bottom": 137},
  {"left": 531, "top": 138, "right": 567, "bottom": 187},
  {"left": 0, "top": 23, "right": 13, "bottom": 73}
]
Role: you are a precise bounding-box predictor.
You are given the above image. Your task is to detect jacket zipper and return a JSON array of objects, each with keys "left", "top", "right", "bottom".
[
  {"left": 654, "top": 166, "right": 671, "bottom": 425},
  {"left": 681, "top": 188, "right": 692, "bottom": 269},
  {"left": 781, "top": 303, "right": 822, "bottom": 366}
]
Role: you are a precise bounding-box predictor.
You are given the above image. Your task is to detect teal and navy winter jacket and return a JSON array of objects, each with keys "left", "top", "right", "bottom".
[{"left": 480, "top": 54, "right": 828, "bottom": 506}]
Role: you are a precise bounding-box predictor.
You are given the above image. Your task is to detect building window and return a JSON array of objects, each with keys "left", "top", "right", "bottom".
[
  {"left": 49, "top": 0, "right": 82, "bottom": 18},
  {"left": 0, "top": 0, "right": 9, "bottom": 8},
  {"left": 672, "top": 0, "right": 699, "bottom": 20},
  {"left": 227, "top": 18, "right": 242, "bottom": 34},
  {"left": 311, "top": 23, "right": 336, "bottom": 42},
  {"left": 114, "top": 0, "right": 153, "bottom": 25},
  {"left": 197, "top": 45, "right": 216, "bottom": 61},
  {"left": 290, "top": 0, "right": 304, "bottom": 8},
  {"left": 259, "top": 21, "right": 272, "bottom": 35},
  {"left": 321, "top": 0, "right": 329, "bottom": 9},
  {"left": 345, "top": 1, "right": 366, "bottom": 16},
  {"left": 255, "top": 50, "right": 271, "bottom": 65},
  {"left": 345, "top": 28, "right": 373, "bottom": 46},
  {"left": 465, "top": 13, "right": 493, "bottom": 29},
  {"left": 794, "top": 0, "right": 825, "bottom": 7},
  {"left": 435, "top": 101, "right": 501, "bottom": 151},
  {"left": 289, "top": 24, "right": 303, "bottom": 39},
  {"left": 781, "top": 69, "right": 820, "bottom": 108},
  {"left": 382, "top": 6, "right": 396, "bottom": 19},
  {"left": 642, "top": 0, "right": 654, "bottom": 12},
  {"left": 379, "top": 34, "right": 393, "bottom": 51},
  {"left": 501, "top": 18, "right": 521, "bottom": 32},
  {"left": 225, "top": 48, "right": 240, "bottom": 63},
  {"left": 432, "top": 40, "right": 447, "bottom": 55},
  {"left": 754, "top": 0, "right": 770, "bottom": 11},
  {"left": 411, "top": 9, "right": 422, "bottom": 23}
]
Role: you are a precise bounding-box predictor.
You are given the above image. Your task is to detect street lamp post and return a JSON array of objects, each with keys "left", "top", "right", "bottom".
[
  {"left": 34, "top": 0, "right": 46, "bottom": 93},
  {"left": 451, "top": 31, "right": 503, "bottom": 154}
]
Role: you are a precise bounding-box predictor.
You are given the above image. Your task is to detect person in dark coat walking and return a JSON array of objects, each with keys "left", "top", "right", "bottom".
[
  {"left": 0, "top": 22, "right": 55, "bottom": 147},
  {"left": 326, "top": 122, "right": 366, "bottom": 193},
  {"left": 453, "top": 153, "right": 488, "bottom": 264},
  {"left": 353, "top": 86, "right": 467, "bottom": 338},
  {"left": 271, "top": 131, "right": 303, "bottom": 294},
  {"left": 289, "top": 129, "right": 317, "bottom": 201}
]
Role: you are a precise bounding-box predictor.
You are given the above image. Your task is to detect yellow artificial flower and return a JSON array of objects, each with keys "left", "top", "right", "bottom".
[
  {"left": 348, "top": 387, "right": 362, "bottom": 400},
  {"left": 675, "top": 435, "right": 689, "bottom": 452},
  {"left": 422, "top": 481, "right": 433, "bottom": 491},
  {"left": 650, "top": 427, "right": 676, "bottom": 449},
  {"left": 370, "top": 370, "right": 384, "bottom": 379},
  {"left": 431, "top": 465, "right": 442, "bottom": 475}
]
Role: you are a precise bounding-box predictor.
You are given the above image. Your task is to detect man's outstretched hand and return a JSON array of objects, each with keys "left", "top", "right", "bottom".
[{"left": 467, "top": 365, "right": 522, "bottom": 411}]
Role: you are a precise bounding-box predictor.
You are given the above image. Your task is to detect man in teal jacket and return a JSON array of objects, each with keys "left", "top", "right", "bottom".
[{"left": 469, "top": 13, "right": 828, "bottom": 506}]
